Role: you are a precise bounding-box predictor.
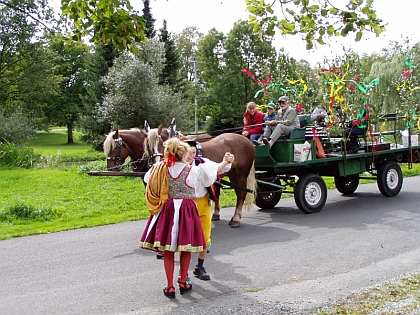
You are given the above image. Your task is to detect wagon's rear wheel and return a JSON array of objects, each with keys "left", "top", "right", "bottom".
[
  {"left": 334, "top": 174, "right": 359, "bottom": 194},
  {"left": 294, "top": 173, "right": 327, "bottom": 214},
  {"left": 377, "top": 161, "right": 403, "bottom": 197},
  {"left": 255, "top": 180, "right": 282, "bottom": 209}
]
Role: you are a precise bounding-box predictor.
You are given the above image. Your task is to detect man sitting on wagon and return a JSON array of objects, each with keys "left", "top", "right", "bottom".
[{"left": 254, "top": 95, "right": 300, "bottom": 147}]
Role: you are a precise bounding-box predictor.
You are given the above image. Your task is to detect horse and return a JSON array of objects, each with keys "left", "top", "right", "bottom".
[
  {"left": 103, "top": 126, "right": 164, "bottom": 174},
  {"left": 161, "top": 123, "right": 257, "bottom": 228}
]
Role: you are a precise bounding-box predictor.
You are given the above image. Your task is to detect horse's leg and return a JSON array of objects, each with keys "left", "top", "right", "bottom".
[
  {"left": 211, "top": 185, "right": 221, "bottom": 221},
  {"left": 228, "top": 173, "right": 247, "bottom": 228}
]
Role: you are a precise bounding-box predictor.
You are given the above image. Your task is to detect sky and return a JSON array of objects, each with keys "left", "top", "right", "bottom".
[{"left": 131, "top": 0, "right": 419, "bottom": 66}]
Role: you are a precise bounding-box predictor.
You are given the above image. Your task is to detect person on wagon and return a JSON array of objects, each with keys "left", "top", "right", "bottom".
[
  {"left": 139, "top": 138, "right": 233, "bottom": 298},
  {"left": 256, "top": 102, "right": 277, "bottom": 142},
  {"left": 242, "top": 101, "right": 265, "bottom": 143},
  {"left": 186, "top": 140, "right": 234, "bottom": 281},
  {"left": 254, "top": 96, "right": 300, "bottom": 147}
]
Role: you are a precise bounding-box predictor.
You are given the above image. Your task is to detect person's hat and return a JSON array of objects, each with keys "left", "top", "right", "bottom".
[
  {"left": 278, "top": 95, "right": 289, "bottom": 102},
  {"left": 267, "top": 102, "right": 276, "bottom": 109},
  {"left": 184, "top": 140, "right": 197, "bottom": 147}
]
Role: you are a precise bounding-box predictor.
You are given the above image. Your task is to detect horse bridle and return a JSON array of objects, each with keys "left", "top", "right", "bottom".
[{"left": 107, "top": 136, "right": 163, "bottom": 172}]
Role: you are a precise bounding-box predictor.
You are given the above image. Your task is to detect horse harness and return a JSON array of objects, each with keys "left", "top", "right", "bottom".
[{"left": 107, "top": 136, "right": 163, "bottom": 172}]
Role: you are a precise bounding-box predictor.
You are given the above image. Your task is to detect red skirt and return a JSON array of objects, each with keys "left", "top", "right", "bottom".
[{"left": 139, "top": 198, "right": 206, "bottom": 252}]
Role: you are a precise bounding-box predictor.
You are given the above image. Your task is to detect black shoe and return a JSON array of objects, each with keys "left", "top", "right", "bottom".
[
  {"left": 156, "top": 252, "right": 164, "bottom": 260},
  {"left": 262, "top": 137, "right": 270, "bottom": 145},
  {"left": 178, "top": 282, "right": 192, "bottom": 295},
  {"left": 163, "top": 286, "right": 175, "bottom": 298},
  {"left": 253, "top": 140, "right": 264, "bottom": 146},
  {"left": 177, "top": 273, "right": 191, "bottom": 284},
  {"left": 193, "top": 266, "right": 211, "bottom": 281}
]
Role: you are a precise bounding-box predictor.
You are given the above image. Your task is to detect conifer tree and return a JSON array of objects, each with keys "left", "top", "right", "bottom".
[
  {"left": 159, "top": 20, "right": 180, "bottom": 87},
  {"left": 142, "top": 0, "right": 156, "bottom": 38}
]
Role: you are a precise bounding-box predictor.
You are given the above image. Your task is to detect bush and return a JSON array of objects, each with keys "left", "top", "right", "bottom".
[
  {"left": 0, "top": 141, "right": 41, "bottom": 168},
  {"left": 77, "top": 160, "right": 107, "bottom": 173},
  {"left": 0, "top": 109, "right": 36, "bottom": 145},
  {"left": 0, "top": 202, "right": 63, "bottom": 222}
]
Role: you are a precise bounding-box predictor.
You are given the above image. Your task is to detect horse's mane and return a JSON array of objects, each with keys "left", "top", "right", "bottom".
[
  {"left": 143, "top": 129, "right": 160, "bottom": 158},
  {"left": 103, "top": 131, "right": 117, "bottom": 156}
]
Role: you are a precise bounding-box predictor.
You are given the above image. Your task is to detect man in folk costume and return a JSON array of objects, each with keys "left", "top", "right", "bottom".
[
  {"left": 139, "top": 138, "right": 234, "bottom": 298},
  {"left": 185, "top": 140, "right": 234, "bottom": 281}
]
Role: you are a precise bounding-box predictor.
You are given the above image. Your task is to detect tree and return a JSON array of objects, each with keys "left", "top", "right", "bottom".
[
  {"left": 174, "top": 26, "right": 203, "bottom": 81},
  {"left": 0, "top": 0, "right": 60, "bottom": 134},
  {"left": 197, "top": 20, "right": 277, "bottom": 131},
  {"left": 47, "top": 35, "right": 90, "bottom": 144},
  {"left": 61, "top": 0, "right": 146, "bottom": 52},
  {"left": 142, "top": 0, "right": 156, "bottom": 38},
  {"left": 80, "top": 43, "right": 120, "bottom": 150},
  {"left": 98, "top": 39, "right": 189, "bottom": 130},
  {"left": 246, "top": 0, "right": 385, "bottom": 49},
  {"left": 158, "top": 20, "right": 180, "bottom": 87}
]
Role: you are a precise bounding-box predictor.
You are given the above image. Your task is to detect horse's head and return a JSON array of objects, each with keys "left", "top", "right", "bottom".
[
  {"left": 163, "top": 118, "right": 184, "bottom": 141},
  {"left": 140, "top": 125, "right": 164, "bottom": 171},
  {"left": 103, "top": 129, "right": 133, "bottom": 171}
]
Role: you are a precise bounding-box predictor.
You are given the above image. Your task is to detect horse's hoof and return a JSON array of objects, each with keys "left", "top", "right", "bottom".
[
  {"left": 230, "top": 221, "right": 241, "bottom": 228},
  {"left": 212, "top": 214, "right": 220, "bottom": 221},
  {"left": 228, "top": 218, "right": 233, "bottom": 225}
]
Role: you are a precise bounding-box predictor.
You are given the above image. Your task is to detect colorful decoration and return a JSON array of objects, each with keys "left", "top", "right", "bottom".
[{"left": 240, "top": 69, "right": 272, "bottom": 98}]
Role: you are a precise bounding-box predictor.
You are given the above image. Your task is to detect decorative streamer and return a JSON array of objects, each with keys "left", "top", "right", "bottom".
[
  {"left": 404, "top": 58, "right": 418, "bottom": 69},
  {"left": 241, "top": 69, "right": 272, "bottom": 98}
]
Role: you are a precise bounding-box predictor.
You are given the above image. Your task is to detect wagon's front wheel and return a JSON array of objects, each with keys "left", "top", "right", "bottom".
[
  {"left": 377, "top": 161, "right": 403, "bottom": 197},
  {"left": 294, "top": 173, "right": 327, "bottom": 214}
]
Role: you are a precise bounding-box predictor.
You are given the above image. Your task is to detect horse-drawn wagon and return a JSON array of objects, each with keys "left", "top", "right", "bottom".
[
  {"left": 90, "top": 116, "right": 420, "bottom": 226},
  {"left": 253, "top": 114, "right": 420, "bottom": 214}
]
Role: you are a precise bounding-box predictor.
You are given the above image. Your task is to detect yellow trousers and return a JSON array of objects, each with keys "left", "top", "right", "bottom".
[{"left": 193, "top": 196, "right": 212, "bottom": 248}]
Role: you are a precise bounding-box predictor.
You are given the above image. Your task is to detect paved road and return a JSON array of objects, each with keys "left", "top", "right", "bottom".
[{"left": 1, "top": 176, "right": 420, "bottom": 315}]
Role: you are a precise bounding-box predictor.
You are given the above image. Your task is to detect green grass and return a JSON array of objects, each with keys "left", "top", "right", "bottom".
[
  {"left": 0, "top": 167, "right": 149, "bottom": 240},
  {"left": 30, "top": 129, "right": 103, "bottom": 162},
  {"left": 314, "top": 273, "right": 420, "bottom": 315}
]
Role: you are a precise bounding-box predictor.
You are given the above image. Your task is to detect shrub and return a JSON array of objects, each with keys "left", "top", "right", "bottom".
[
  {"left": 77, "top": 160, "right": 107, "bottom": 173},
  {"left": 0, "top": 141, "right": 41, "bottom": 168},
  {"left": 0, "top": 109, "right": 36, "bottom": 145},
  {"left": 0, "top": 202, "right": 64, "bottom": 222}
]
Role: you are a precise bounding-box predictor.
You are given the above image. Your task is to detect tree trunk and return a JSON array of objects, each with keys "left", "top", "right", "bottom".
[{"left": 67, "top": 122, "right": 74, "bottom": 144}]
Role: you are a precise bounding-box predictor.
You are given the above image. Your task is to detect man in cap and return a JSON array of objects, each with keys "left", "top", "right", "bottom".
[
  {"left": 185, "top": 140, "right": 234, "bottom": 281},
  {"left": 255, "top": 96, "right": 300, "bottom": 147}
]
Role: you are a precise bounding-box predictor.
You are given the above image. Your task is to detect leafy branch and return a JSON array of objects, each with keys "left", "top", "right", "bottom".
[{"left": 246, "top": 0, "right": 386, "bottom": 49}]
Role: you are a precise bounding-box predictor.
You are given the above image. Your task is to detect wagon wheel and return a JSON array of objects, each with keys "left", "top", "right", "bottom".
[
  {"left": 334, "top": 174, "right": 359, "bottom": 195},
  {"left": 294, "top": 173, "right": 327, "bottom": 214},
  {"left": 377, "top": 161, "right": 403, "bottom": 197},
  {"left": 255, "top": 180, "right": 282, "bottom": 209}
]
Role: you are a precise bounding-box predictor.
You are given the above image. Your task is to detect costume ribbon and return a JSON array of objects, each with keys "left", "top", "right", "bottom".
[{"left": 165, "top": 154, "right": 176, "bottom": 167}]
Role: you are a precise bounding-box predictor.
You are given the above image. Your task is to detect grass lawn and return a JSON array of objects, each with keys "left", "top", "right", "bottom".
[{"left": 30, "top": 129, "right": 104, "bottom": 162}]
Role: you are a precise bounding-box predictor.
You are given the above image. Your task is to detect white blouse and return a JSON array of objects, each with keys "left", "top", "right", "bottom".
[{"left": 144, "top": 160, "right": 231, "bottom": 198}]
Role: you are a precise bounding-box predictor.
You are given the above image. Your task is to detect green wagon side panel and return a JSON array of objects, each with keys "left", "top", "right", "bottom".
[{"left": 338, "top": 158, "right": 366, "bottom": 176}]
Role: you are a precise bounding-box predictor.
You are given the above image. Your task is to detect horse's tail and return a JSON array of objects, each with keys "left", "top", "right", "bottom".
[{"left": 244, "top": 160, "right": 257, "bottom": 210}]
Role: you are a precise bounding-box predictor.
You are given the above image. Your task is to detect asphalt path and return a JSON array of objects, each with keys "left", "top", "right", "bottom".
[{"left": 1, "top": 176, "right": 420, "bottom": 315}]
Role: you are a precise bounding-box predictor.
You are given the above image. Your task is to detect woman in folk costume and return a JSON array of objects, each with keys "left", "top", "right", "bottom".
[{"left": 139, "top": 138, "right": 233, "bottom": 298}]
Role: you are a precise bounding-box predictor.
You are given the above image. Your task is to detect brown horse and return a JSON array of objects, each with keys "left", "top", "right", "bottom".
[
  {"left": 103, "top": 126, "right": 164, "bottom": 173},
  {"left": 161, "top": 126, "right": 256, "bottom": 228}
]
